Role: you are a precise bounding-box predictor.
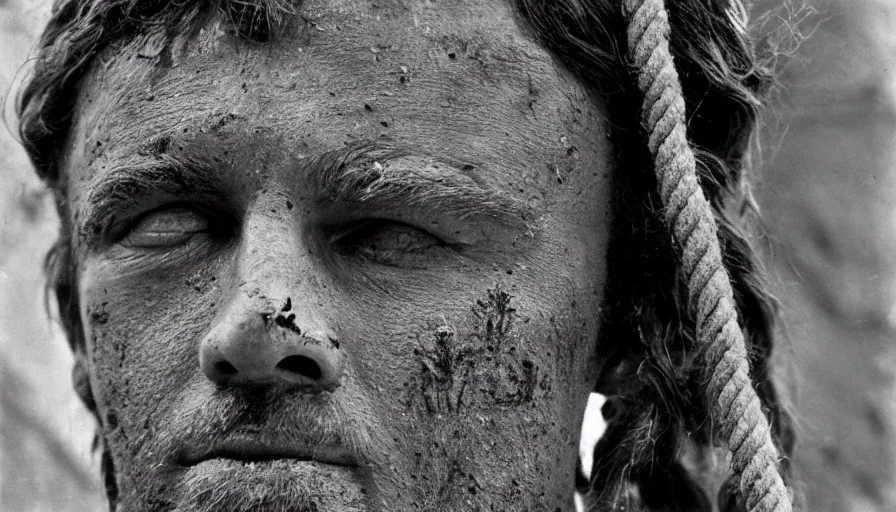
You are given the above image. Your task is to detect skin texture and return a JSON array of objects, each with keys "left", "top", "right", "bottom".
[{"left": 64, "top": 1, "right": 614, "bottom": 510}]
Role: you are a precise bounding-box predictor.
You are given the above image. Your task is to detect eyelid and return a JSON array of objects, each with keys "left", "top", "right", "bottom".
[
  {"left": 335, "top": 219, "right": 450, "bottom": 268},
  {"left": 80, "top": 157, "right": 226, "bottom": 249},
  {"left": 330, "top": 218, "right": 452, "bottom": 246},
  {"left": 323, "top": 207, "right": 477, "bottom": 248},
  {"left": 119, "top": 206, "right": 211, "bottom": 248}
]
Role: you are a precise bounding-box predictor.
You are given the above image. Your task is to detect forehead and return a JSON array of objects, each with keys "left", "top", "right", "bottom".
[{"left": 66, "top": 0, "right": 607, "bottom": 216}]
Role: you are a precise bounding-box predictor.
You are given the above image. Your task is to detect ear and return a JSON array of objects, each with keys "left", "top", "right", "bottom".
[
  {"left": 593, "top": 347, "right": 643, "bottom": 397},
  {"left": 69, "top": 319, "right": 99, "bottom": 416}
]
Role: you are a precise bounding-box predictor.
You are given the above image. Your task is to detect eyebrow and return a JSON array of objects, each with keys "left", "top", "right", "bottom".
[
  {"left": 80, "top": 142, "right": 224, "bottom": 240},
  {"left": 80, "top": 140, "right": 536, "bottom": 243},
  {"left": 303, "top": 143, "right": 535, "bottom": 225}
]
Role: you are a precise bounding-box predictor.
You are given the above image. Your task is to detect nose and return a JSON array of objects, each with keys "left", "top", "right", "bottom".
[{"left": 199, "top": 299, "right": 344, "bottom": 391}]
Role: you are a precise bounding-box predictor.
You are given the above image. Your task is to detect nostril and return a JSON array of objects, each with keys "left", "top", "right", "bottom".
[
  {"left": 216, "top": 361, "right": 238, "bottom": 376},
  {"left": 276, "top": 355, "right": 322, "bottom": 380}
]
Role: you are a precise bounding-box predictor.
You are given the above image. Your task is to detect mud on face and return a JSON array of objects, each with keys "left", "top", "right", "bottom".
[{"left": 410, "top": 286, "right": 551, "bottom": 415}]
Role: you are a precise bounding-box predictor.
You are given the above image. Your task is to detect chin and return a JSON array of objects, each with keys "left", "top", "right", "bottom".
[{"left": 117, "top": 459, "right": 370, "bottom": 512}]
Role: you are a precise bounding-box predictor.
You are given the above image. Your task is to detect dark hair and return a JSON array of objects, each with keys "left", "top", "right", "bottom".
[{"left": 15, "top": 1, "right": 795, "bottom": 510}]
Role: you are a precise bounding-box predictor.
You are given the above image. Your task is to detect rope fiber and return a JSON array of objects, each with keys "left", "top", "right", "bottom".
[{"left": 622, "top": 0, "right": 793, "bottom": 511}]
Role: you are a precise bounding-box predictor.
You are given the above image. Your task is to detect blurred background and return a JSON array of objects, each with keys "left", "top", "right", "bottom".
[{"left": 1, "top": 0, "right": 894, "bottom": 511}]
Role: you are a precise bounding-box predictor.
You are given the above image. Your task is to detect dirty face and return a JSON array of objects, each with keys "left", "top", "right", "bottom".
[{"left": 65, "top": 1, "right": 614, "bottom": 510}]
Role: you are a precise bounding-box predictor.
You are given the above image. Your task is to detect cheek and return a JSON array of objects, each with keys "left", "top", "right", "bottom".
[
  {"left": 342, "top": 281, "right": 578, "bottom": 419},
  {"left": 340, "top": 232, "right": 603, "bottom": 423},
  {"left": 80, "top": 262, "right": 222, "bottom": 442},
  {"left": 363, "top": 282, "right": 599, "bottom": 502}
]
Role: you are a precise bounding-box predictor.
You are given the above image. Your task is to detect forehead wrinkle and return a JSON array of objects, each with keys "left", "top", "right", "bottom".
[{"left": 73, "top": 2, "right": 569, "bottom": 170}]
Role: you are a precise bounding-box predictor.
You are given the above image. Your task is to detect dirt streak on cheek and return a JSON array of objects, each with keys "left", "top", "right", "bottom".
[
  {"left": 408, "top": 286, "right": 553, "bottom": 415},
  {"left": 389, "top": 286, "right": 575, "bottom": 509}
]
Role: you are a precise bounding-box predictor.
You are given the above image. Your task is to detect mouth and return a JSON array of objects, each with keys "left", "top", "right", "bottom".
[
  {"left": 181, "top": 435, "right": 359, "bottom": 468},
  {"left": 174, "top": 435, "right": 368, "bottom": 511}
]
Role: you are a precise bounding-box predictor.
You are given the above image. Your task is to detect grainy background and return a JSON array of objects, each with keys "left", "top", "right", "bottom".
[{"left": 1, "top": 1, "right": 894, "bottom": 511}]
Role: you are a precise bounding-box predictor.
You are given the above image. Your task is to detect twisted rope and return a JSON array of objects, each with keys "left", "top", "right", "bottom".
[{"left": 622, "top": 1, "right": 792, "bottom": 511}]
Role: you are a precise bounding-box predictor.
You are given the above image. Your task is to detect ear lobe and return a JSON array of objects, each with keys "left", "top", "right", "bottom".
[
  {"left": 593, "top": 350, "right": 643, "bottom": 396},
  {"left": 72, "top": 357, "right": 97, "bottom": 413},
  {"left": 70, "top": 333, "right": 98, "bottom": 415}
]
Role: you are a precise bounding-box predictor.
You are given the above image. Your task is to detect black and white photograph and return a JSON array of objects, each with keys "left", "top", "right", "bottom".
[{"left": 0, "top": 1, "right": 894, "bottom": 511}]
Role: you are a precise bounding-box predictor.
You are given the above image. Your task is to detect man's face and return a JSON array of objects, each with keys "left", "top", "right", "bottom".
[{"left": 65, "top": 1, "right": 614, "bottom": 510}]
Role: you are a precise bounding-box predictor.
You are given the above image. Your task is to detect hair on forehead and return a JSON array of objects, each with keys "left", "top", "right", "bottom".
[
  {"left": 16, "top": 0, "right": 303, "bottom": 184},
  {"left": 218, "top": 0, "right": 304, "bottom": 41}
]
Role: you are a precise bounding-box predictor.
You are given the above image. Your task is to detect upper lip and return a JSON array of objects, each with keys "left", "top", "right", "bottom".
[{"left": 182, "top": 431, "right": 359, "bottom": 467}]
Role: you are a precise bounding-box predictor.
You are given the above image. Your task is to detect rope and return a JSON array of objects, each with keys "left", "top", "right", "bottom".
[{"left": 621, "top": 1, "right": 793, "bottom": 511}]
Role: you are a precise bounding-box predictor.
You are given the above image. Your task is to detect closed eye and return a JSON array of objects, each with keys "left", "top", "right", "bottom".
[
  {"left": 335, "top": 219, "right": 449, "bottom": 267},
  {"left": 119, "top": 206, "right": 214, "bottom": 249}
]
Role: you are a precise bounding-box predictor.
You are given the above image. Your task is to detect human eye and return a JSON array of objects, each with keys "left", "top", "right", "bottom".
[
  {"left": 119, "top": 206, "right": 212, "bottom": 249},
  {"left": 336, "top": 219, "right": 449, "bottom": 268}
]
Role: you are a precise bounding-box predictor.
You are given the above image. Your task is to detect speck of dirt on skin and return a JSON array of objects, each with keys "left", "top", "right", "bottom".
[
  {"left": 148, "top": 135, "right": 170, "bottom": 155},
  {"left": 549, "top": 163, "right": 563, "bottom": 184},
  {"left": 274, "top": 313, "right": 301, "bottom": 335},
  {"left": 207, "top": 112, "right": 242, "bottom": 133},
  {"left": 89, "top": 302, "right": 110, "bottom": 324},
  {"left": 105, "top": 411, "right": 118, "bottom": 429}
]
